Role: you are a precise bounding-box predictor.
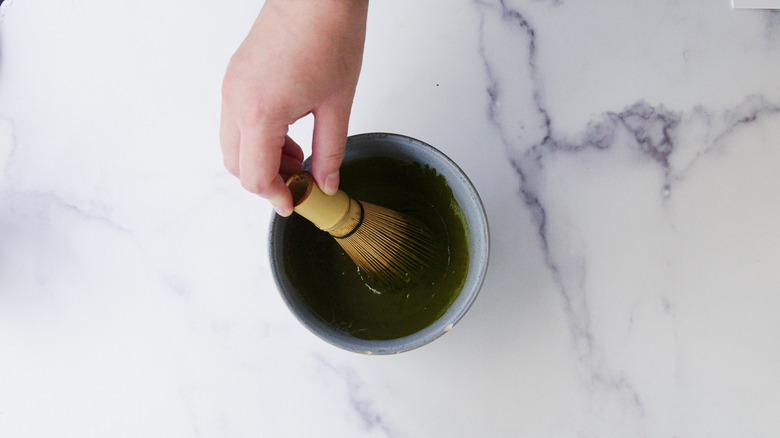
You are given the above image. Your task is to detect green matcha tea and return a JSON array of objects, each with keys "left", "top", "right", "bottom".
[{"left": 282, "top": 157, "right": 470, "bottom": 340}]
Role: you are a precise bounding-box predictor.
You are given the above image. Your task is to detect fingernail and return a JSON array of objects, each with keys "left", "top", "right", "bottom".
[
  {"left": 274, "top": 205, "right": 292, "bottom": 217},
  {"left": 323, "top": 172, "right": 339, "bottom": 196}
]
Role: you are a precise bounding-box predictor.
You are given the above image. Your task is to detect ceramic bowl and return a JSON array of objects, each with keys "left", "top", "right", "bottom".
[{"left": 268, "top": 133, "right": 489, "bottom": 354}]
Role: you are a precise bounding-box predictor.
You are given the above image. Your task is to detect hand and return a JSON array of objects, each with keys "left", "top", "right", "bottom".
[{"left": 220, "top": 0, "right": 368, "bottom": 216}]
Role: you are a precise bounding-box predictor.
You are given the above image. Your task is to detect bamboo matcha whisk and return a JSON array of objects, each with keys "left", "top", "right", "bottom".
[{"left": 286, "top": 171, "right": 437, "bottom": 286}]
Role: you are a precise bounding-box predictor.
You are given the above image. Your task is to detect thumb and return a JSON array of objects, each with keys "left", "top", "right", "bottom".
[{"left": 311, "top": 101, "right": 350, "bottom": 195}]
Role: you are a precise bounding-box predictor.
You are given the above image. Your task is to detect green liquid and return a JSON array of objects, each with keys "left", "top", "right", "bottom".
[{"left": 282, "top": 157, "right": 470, "bottom": 340}]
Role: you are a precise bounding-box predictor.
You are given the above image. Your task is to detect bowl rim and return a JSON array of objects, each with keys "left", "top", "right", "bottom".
[{"left": 268, "top": 132, "right": 490, "bottom": 354}]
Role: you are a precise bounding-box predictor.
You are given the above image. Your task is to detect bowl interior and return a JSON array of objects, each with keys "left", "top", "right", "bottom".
[{"left": 269, "top": 133, "right": 489, "bottom": 354}]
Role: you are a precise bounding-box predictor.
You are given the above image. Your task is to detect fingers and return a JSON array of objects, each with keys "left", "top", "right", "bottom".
[
  {"left": 282, "top": 134, "right": 305, "bottom": 163},
  {"left": 221, "top": 104, "right": 303, "bottom": 216},
  {"left": 311, "top": 101, "right": 350, "bottom": 195},
  {"left": 237, "top": 124, "right": 294, "bottom": 216},
  {"left": 280, "top": 136, "right": 304, "bottom": 180}
]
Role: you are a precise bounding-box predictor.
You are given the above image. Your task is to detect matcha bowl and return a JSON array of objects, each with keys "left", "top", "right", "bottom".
[{"left": 268, "top": 133, "right": 489, "bottom": 354}]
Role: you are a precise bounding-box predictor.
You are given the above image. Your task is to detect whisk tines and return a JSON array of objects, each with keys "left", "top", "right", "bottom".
[
  {"left": 335, "top": 201, "right": 438, "bottom": 286},
  {"left": 286, "top": 171, "right": 439, "bottom": 288}
]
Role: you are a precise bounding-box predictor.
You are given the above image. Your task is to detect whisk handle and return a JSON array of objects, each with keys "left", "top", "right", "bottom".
[{"left": 286, "top": 171, "right": 351, "bottom": 232}]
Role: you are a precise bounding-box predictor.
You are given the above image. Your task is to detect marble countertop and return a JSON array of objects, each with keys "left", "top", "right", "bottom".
[{"left": 2, "top": 0, "right": 780, "bottom": 436}]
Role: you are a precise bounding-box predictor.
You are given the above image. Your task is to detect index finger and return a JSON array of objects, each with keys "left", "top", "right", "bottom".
[{"left": 238, "top": 124, "right": 293, "bottom": 216}]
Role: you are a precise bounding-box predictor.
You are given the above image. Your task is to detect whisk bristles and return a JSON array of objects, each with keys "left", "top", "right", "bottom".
[
  {"left": 334, "top": 201, "right": 438, "bottom": 286},
  {"left": 286, "top": 171, "right": 440, "bottom": 287}
]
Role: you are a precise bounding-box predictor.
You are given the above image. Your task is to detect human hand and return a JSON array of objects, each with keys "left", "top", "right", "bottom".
[{"left": 220, "top": 0, "right": 368, "bottom": 216}]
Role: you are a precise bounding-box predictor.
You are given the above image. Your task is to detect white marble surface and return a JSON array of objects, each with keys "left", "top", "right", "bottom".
[{"left": 2, "top": 0, "right": 780, "bottom": 436}]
